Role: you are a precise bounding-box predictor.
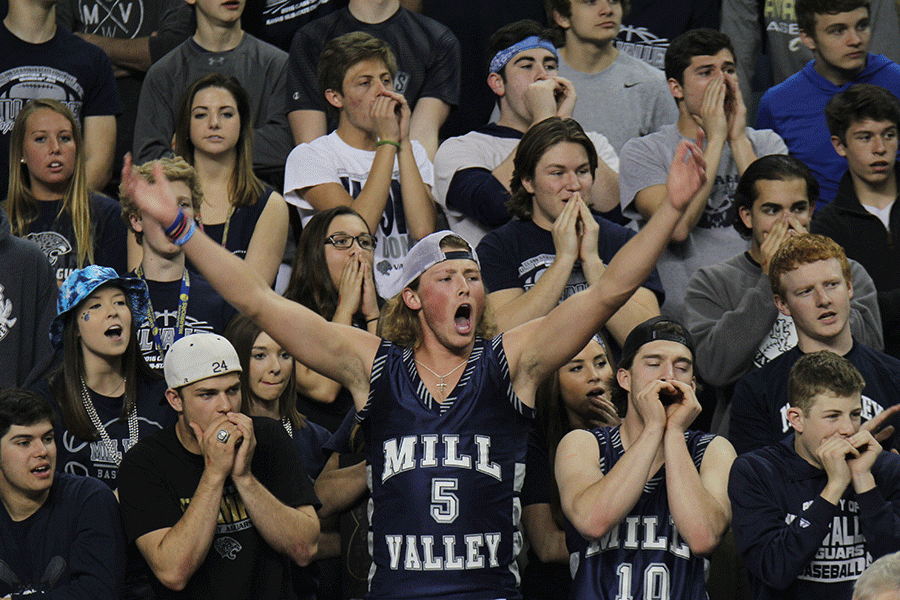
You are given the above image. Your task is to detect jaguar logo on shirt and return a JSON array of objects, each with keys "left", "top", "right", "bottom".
[
  {"left": 214, "top": 537, "right": 243, "bottom": 560},
  {"left": 25, "top": 231, "right": 73, "bottom": 267}
]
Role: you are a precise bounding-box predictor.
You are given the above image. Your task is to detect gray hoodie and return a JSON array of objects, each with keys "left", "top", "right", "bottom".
[{"left": 0, "top": 207, "right": 58, "bottom": 390}]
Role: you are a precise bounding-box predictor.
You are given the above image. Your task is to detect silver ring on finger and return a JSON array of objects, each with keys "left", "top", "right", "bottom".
[{"left": 216, "top": 429, "right": 230, "bottom": 443}]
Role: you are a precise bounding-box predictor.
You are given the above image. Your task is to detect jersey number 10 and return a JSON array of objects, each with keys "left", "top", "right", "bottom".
[{"left": 616, "top": 562, "right": 671, "bottom": 600}]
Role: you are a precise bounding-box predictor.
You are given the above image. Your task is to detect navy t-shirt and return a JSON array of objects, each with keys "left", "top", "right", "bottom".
[
  {"left": 131, "top": 272, "right": 237, "bottom": 371},
  {"left": 25, "top": 193, "right": 128, "bottom": 283},
  {"left": 0, "top": 23, "right": 121, "bottom": 196},
  {"left": 730, "top": 343, "right": 900, "bottom": 455}
]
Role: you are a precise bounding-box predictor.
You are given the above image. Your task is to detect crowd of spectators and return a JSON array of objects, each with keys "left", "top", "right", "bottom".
[{"left": 2, "top": 0, "right": 900, "bottom": 598}]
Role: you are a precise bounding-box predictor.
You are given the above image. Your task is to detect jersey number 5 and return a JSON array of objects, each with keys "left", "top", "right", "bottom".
[{"left": 431, "top": 478, "right": 459, "bottom": 523}]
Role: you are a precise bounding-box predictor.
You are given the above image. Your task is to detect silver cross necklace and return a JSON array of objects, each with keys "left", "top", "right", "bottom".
[{"left": 415, "top": 358, "right": 468, "bottom": 394}]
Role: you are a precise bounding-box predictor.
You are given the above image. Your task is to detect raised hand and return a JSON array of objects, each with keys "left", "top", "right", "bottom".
[
  {"left": 553, "top": 76, "right": 578, "bottom": 119},
  {"left": 524, "top": 78, "right": 562, "bottom": 124},
  {"left": 380, "top": 90, "right": 412, "bottom": 143},
  {"left": 725, "top": 74, "right": 748, "bottom": 142},
  {"left": 335, "top": 253, "right": 365, "bottom": 321},
  {"left": 666, "top": 140, "right": 707, "bottom": 212},
  {"left": 696, "top": 75, "right": 728, "bottom": 141},
  {"left": 576, "top": 196, "right": 600, "bottom": 265},
  {"left": 861, "top": 403, "right": 900, "bottom": 445},
  {"left": 586, "top": 395, "right": 622, "bottom": 428},
  {"left": 817, "top": 435, "right": 855, "bottom": 501},
  {"left": 360, "top": 258, "right": 380, "bottom": 322},
  {"left": 846, "top": 430, "right": 882, "bottom": 481},
  {"left": 759, "top": 215, "right": 797, "bottom": 274},
  {"left": 120, "top": 153, "right": 180, "bottom": 228},
  {"left": 632, "top": 379, "right": 669, "bottom": 434}
]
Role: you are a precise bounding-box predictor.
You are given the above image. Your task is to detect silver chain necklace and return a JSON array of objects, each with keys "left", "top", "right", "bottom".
[
  {"left": 79, "top": 377, "right": 139, "bottom": 467},
  {"left": 282, "top": 417, "right": 293, "bottom": 438},
  {"left": 415, "top": 358, "right": 468, "bottom": 394}
]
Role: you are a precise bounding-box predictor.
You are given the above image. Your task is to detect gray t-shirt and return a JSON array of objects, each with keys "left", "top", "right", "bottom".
[
  {"left": 620, "top": 123, "right": 787, "bottom": 321},
  {"left": 133, "top": 34, "right": 292, "bottom": 172},
  {"left": 557, "top": 50, "right": 678, "bottom": 153}
]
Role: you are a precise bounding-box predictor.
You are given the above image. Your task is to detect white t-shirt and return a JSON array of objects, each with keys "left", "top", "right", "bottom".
[
  {"left": 865, "top": 199, "right": 895, "bottom": 231},
  {"left": 284, "top": 132, "right": 435, "bottom": 296}
]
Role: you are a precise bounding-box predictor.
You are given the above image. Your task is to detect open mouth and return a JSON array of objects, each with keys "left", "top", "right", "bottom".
[
  {"left": 31, "top": 464, "right": 51, "bottom": 477},
  {"left": 587, "top": 387, "right": 606, "bottom": 400},
  {"left": 105, "top": 324, "right": 123, "bottom": 339},
  {"left": 455, "top": 304, "right": 472, "bottom": 333},
  {"left": 818, "top": 311, "right": 837, "bottom": 322}
]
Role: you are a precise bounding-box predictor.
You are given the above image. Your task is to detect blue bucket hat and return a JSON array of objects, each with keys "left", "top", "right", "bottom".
[{"left": 50, "top": 265, "right": 151, "bottom": 350}]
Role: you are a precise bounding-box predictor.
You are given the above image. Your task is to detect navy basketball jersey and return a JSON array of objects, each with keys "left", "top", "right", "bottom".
[
  {"left": 358, "top": 336, "right": 533, "bottom": 599},
  {"left": 568, "top": 426, "right": 715, "bottom": 600}
]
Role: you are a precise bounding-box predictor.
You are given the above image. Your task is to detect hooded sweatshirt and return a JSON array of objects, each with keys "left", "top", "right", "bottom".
[
  {"left": 756, "top": 54, "right": 900, "bottom": 206},
  {"left": 730, "top": 434, "right": 900, "bottom": 600},
  {"left": 0, "top": 207, "right": 58, "bottom": 390}
]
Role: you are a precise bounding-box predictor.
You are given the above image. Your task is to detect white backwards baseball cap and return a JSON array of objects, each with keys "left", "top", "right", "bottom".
[
  {"left": 163, "top": 333, "right": 242, "bottom": 389},
  {"left": 389, "top": 230, "right": 480, "bottom": 297}
]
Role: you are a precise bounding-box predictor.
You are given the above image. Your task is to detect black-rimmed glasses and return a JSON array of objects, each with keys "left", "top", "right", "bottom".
[{"left": 325, "top": 233, "right": 378, "bottom": 251}]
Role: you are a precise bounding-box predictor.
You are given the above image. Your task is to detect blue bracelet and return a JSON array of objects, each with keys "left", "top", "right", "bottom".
[
  {"left": 172, "top": 219, "right": 196, "bottom": 246},
  {"left": 164, "top": 209, "right": 186, "bottom": 236}
]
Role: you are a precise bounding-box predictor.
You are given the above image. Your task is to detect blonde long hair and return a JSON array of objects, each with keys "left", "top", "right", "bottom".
[{"left": 4, "top": 99, "right": 94, "bottom": 267}]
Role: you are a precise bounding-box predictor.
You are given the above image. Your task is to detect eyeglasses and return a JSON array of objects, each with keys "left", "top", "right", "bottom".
[{"left": 325, "top": 233, "right": 378, "bottom": 251}]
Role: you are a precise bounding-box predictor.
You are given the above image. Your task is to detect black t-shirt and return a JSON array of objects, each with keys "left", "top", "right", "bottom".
[
  {"left": 286, "top": 6, "right": 460, "bottom": 131},
  {"left": 0, "top": 473, "right": 125, "bottom": 599},
  {"left": 119, "top": 418, "right": 319, "bottom": 600},
  {"left": 242, "top": 0, "right": 347, "bottom": 52}
]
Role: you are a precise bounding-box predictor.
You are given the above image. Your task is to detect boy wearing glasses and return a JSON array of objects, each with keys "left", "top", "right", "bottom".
[{"left": 284, "top": 31, "right": 436, "bottom": 297}]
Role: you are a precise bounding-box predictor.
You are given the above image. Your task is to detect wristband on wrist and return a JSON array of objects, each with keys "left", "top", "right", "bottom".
[
  {"left": 172, "top": 219, "right": 197, "bottom": 246},
  {"left": 375, "top": 139, "right": 400, "bottom": 150},
  {"left": 164, "top": 209, "right": 187, "bottom": 236}
]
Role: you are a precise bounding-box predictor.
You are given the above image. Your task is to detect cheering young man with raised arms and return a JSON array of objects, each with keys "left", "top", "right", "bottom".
[{"left": 120, "top": 138, "right": 705, "bottom": 599}]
